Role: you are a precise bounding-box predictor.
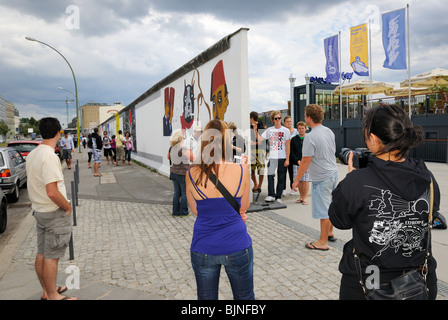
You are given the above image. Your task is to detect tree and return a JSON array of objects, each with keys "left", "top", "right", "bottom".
[{"left": 0, "top": 120, "right": 9, "bottom": 137}]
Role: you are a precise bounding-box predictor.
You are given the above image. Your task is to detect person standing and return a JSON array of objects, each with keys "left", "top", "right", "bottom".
[
  {"left": 115, "top": 130, "right": 125, "bottom": 166},
  {"left": 60, "top": 131, "right": 74, "bottom": 170},
  {"left": 258, "top": 111, "right": 291, "bottom": 204},
  {"left": 283, "top": 115, "right": 298, "bottom": 195},
  {"left": 186, "top": 119, "right": 254, "bottom": 300},
  {"left": 124, "top": 132, "right": 134, "bottom": 165},
  {"left": 91, "top": 128, "right": 103, "bottom": 177},
  {"left": 102, "top": 131, "right": 112, "bottom": 165},
  {"left": 292, "top": 104, "right": 338, "bottom": 251},
  {"left": 26, "top": 117, "right": 76, "bottom": 300},
  {"left": 168, "top": 131, "right": 192, "bottom": 217},
  {"left": 290, "top": 121, "right": 310, "bottom": 205},
  {"left": 110, "top": 135, "right": 117, "bottom": 165},
  {"left": 329, "top": 104, "right": 439, "bottom": 300},
  {"left": 249, "top": 111, "right": 265, "bottom": 193}
]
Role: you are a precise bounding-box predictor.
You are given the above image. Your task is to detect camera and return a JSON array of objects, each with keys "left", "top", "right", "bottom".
[{"left": 339, "top": 148, "right": 372, "bottom": 169}]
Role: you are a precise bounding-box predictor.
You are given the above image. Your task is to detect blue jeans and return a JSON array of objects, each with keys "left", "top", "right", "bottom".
[
  {"left": 267, "top": 158, "right": 287, "bottom": 199},
  {"left": 191, "top": 246, "right": 255, "bottom": 300},
  {"left": 124, "top": 148, "right": 132, "bottom": 161},
  {"left": 171, "top": 172, "right": 188, "bottom": 216}
]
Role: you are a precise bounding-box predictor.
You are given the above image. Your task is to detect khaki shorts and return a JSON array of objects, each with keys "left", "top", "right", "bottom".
[
  {"left": 116, "top": 146, "right": 125, "bottom": 161},
  {"left": 34, "top": 208, "right": 72, "bottom": 260}
]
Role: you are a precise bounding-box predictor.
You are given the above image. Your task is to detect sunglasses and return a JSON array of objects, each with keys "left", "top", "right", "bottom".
[{"left": 274, "top": 117, "right": 282, "bottom": 120}]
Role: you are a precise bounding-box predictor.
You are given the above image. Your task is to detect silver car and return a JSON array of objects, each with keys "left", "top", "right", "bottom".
[
  {"left": 0, "top": 147, "right": 27, "bottom": 203},
  {"left": 0, "top": 188, "right": 7, "bottom": 234}
]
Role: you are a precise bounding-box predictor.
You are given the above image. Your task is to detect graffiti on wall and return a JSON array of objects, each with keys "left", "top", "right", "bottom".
[{"left": 163, "top": 59, "right": 229, "bottom": 135}]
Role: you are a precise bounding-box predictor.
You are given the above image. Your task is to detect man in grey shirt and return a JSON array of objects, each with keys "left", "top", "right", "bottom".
[{"left": 292, "top": 104, "right": 338, "bottom": 251}]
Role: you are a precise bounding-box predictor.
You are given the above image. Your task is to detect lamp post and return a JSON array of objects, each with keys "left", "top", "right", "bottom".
[
  {"left": 58, "top": 87, "right": 75, "bottom": 131},
  {"left": 25, "top": 36, "right": 81, "bottom": 153},
  {"left": 289, "top": 74, "right": 296, "bottom": 124}
]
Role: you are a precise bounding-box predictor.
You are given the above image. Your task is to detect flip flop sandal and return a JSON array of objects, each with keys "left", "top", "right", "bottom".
[{"left": 305, "top": 242, "right": 329, "bottom": 251}]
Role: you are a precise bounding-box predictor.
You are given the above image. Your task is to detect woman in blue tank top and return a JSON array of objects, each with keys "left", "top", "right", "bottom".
[{"left": 186, "top": 119, "right": 254, "bottom": 300}]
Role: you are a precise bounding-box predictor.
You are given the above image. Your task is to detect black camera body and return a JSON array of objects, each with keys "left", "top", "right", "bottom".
[{"left": 339, "top": 147, "right": 372, "bottom": 169}]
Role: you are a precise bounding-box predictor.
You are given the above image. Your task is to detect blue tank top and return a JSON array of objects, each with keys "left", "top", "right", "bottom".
[{"left": 188, "top": 165, "right": 252, "bottom": 255}]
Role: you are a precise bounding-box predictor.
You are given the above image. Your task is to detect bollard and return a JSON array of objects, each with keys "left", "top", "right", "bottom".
[
  {"left": 71, "top": 181, "right": 77, "bottom": 226},
  {"left": 69, "top": 233, "right": 74, "bottom": 260},
  {"left": 73, "top": 171, "right": 79, "bottom": 207}
]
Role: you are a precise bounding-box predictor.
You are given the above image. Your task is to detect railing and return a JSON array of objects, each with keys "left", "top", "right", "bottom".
[{"left": 409, "top": 139, "right": 448, "bottom": 163}]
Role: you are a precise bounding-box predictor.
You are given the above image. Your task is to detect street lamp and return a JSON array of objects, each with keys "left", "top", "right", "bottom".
[
  {"left": 25, "top": 36, "right": 81, "bottom": 152},
  {"left": 58, "top": 87, "right": 75, "bottom": 130},
  {"left": 289, "top": 74, "right": 296, "bottom": 124}
]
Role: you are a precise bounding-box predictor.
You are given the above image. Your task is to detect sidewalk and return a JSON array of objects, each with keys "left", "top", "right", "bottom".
[{"left": 0, "top": 149, "right": 446, "bottom": 300}]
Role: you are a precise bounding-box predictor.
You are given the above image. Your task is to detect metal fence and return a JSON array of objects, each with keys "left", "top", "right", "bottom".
[{"left": 409, "top": 139, "right": 448, "bottom": 163}]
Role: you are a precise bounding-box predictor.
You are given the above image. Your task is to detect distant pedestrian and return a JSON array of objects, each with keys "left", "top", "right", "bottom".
[
  {"left": 82, "top": 135, "right": 87, "bottom": 149},
  {"left": 26, "top": 117, "right": 76, "bottom": 300},
  {"left": 284, "top": 115, "right": 298, "bottom": 195},
  {"left": 61, "top": 131, "right": 74, "bottom": 170},
  {"left": 102, "top": 131, "right": 112, "bottom": 165},
  {"left": 168, "top": 131, "right": 192, "bottom": 217},
  {"left": 91, "top": 128, "right": 103, "bottom": 177},
  {"left": 124, "top": 132, "right": 134, "bottom": 165},
  {"left": 115, "top": 130, "right": 125, "bottom": 166},
  {"left": 87, "top": 134, "right": 93, "bottom": 169},
  {"left": 186, "top": 119, "right": 254, "bottom": 300},
  {"left": 227, "top": 121, "right": 246, "bottom": 162},
  {"left": 292, "top": 104, "right": 338, "bottom": 251},
  {"left": 111, "top": 135, "right": 117, "bottom": 165}
]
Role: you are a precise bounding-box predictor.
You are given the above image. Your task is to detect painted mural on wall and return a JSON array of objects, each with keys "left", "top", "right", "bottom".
[
  {"left": 163, "top": 59, "right": 229, "bottom": 135},
  {"left": 163, "top": 87, "right": 175, "bottom": 136}
]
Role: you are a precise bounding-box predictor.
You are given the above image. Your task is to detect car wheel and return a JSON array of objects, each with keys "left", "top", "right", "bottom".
[
  {"left": 0, "top": 198, "right": 6, "bottom": 234},
  {"left": 7, "top": 183, "right": 20, "bottom": 203}
]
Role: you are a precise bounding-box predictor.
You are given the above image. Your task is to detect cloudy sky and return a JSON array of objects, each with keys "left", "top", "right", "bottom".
[{"left": 0, "top": 0, "right": 446, "bottom": 126}]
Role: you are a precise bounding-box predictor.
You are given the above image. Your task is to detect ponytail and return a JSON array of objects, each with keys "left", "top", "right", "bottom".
[{"left": 363, "top": 105, "right": 423, "bottom": 160}]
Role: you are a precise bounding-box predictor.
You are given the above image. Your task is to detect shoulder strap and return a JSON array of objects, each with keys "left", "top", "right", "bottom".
[{"left": 208, "top": 172, "right": 240, "bottom": 216}]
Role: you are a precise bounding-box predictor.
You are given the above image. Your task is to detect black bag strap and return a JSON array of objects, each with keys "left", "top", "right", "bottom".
[{"left": 208, "top": 172, "right": 240, "bottom": 216}]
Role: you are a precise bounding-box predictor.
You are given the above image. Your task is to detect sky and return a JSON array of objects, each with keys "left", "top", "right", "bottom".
[{"left": 0, "top": 0, "right": 447, "bottom": 126}]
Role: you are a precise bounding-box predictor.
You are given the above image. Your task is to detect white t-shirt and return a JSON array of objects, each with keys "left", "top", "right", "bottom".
[
  {"left": 60, "top": 136, "right": 74, "bottom": 150},
  {"left": 261, "top": 126, "right": 291, "bottom": 159},
  {"left": 26, "top": 144, "right": 68, "bottom": 213}
]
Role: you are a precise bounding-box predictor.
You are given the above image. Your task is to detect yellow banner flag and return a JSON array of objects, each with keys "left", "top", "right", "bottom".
[{"left": 350, "top": 23, "right": 369, "bottom": 76}]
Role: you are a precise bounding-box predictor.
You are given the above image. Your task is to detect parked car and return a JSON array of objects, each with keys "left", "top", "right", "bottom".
[
  {"left": 7, "top": 140, "right": 61, "bottom": 160},
  {"left": 0, "top": 188, "right": 7, "bottom": 234},
  {"left": 0, "top": 147, "right": 27, "bottom": 203}
]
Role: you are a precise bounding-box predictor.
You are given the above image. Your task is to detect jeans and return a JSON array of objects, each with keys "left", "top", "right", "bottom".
[
  {"left": 171, "top": 172, "right": 188, "bottom": 216},
  {"left": 191, "top": 246, "right": 255, "bottom": 300},
  {"left": 124, "top": 148, "right": 132, "bottom": 161},
  {"left": 267, "top": 158, "right": 287, "bottom": 199}
]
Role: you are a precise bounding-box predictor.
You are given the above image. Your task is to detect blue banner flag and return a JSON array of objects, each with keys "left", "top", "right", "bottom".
[
  {"left": 382, "top": 8, "right": 407, "bottom": 70},
  {"left": 324, "top": 34, "right": 339, "bottom": 83}
]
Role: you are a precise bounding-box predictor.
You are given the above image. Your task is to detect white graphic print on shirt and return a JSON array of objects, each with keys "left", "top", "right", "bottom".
[{"left": 366, "top": 186, "right": 429, "bottom": 259}]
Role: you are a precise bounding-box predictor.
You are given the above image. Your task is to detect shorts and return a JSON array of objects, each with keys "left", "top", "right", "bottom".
[
  {"left": 104, "top": 148, "right": 112, "bottom": 157},
  {"left": 34, "top": 208, "right": 72, "bottom": 260},
  {"left": 311, "top": 172, "right": 338, "bottom": 219},
  {"left": 92, "top": 149, "right": 102, "bottom": 163},
  {"left": 293, "top": 165, "right": 311, "bottom": 182},
  {"left": 62, "top": 149, "right": 72, "bottom": 160},
  {"left": 250, "top": 149, "right": 266, "bottom": 175}
]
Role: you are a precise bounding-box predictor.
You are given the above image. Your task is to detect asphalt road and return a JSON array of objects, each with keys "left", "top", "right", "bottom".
[{"left": 0, "top": 187, "right": 31, "bottom": 254}]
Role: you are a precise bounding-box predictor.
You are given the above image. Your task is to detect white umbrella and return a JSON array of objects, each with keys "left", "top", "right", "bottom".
[
  {"left": 400, "top": 68, "right": 448, "bottom": 88},
  {"left": 333, "top": 80, "right": 394, "bottom": 95}
]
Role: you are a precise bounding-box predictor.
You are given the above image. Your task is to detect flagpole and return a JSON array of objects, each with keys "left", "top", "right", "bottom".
[
  {"left": 339, "top": 31, "right": 342, "bottom": 127},
  {"left": 369, "top": 19, "right": 373, "bottom": 108},
  {"left": 407, "top": 3, "right": 411, "bottom": 119}
]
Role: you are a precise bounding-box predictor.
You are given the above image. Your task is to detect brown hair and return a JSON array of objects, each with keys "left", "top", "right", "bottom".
[
  {"left": 194, "top": 119, "right": 232, "bottom": 188},
  {"left": 270, "top": 111, "right": 282, "bottom": 122},
  {"left": 305, "top": 104, "right": 324, "bottom": 124}
]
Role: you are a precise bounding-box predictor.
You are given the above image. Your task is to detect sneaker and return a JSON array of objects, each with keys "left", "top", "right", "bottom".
[
  {"left": 265, "top": 196, "right": 275, "bottom": 202},
  {"left": 276, "top": 199, "right": 283, "bottom": 204},
  {"left": 289, "top": 190, "right": 297, "bottom": 195},
  {"left": 282, "top": 190, "right": 286, "bottom": 196}
]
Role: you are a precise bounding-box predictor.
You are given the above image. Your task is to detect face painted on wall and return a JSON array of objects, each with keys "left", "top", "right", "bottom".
[
  {"left": 210, "top": 60, "right": 229, "bottom": 120},
  {"left": 212, "top": 84, "right": 229, "bottom": 120}
]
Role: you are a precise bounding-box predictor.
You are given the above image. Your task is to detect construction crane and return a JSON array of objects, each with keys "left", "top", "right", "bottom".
[{"left": 37, "top": 98, "right": 74, "bottom": 128}]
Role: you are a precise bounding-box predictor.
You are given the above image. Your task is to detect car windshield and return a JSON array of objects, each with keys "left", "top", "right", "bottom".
[{"left": 8, "top": 143, "right": 39, "bottom": 153}]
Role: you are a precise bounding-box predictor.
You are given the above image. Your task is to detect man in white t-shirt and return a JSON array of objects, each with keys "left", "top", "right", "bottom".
[
  {"left": 60, "top": 131, "right": 74, "bottom": 169},
  {"left": 258, "top": 111, "right": 290, "bottom": 203},
  {"left": 26, "top": 118, "right": 76, "bottom": 300}
]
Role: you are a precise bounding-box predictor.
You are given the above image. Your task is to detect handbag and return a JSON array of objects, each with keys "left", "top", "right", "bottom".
[
  {"left": 354, "top": 178, "right": 434, "bottom": 300},
  {"left": 207, "top": 171, "right": 241, "bottom": 216}
]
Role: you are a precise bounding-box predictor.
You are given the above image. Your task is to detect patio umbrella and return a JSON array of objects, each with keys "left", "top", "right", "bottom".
[
  {"left": 385, "top": 83, "right": 431, "bottom": 97},
  {"left": 400, "top": 68, "right": 448, "bottom": 88},
  {"left": 333, "top": 79, "right": 394, "bottom": 95}
]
